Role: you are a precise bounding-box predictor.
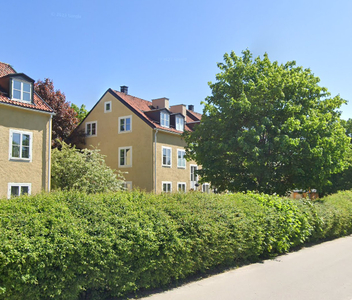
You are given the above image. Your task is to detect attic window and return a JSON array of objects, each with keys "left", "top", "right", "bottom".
[
  {"left": 176, "top": 115, "right": 184, "bottom": 131},
  {"left": 12, "top": 79, "right": 31, "bottom": 102},
  {"left": 160, "top": 111, "right": 170, "bottom": 128}
]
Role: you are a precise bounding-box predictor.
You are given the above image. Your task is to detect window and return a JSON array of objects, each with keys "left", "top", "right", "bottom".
[
  {"left": 8, "top": 183, "right": 31, "bottom": 199},
  {"left": 160, "top": 111, "right": 170, "bottom": 128},
  {"left": 119, "top": 116, "right": 132, "bottom": 133},
  {"left": 177, "top": 182, "right": 186, "bottom": 192},
  {"left": 190, "top": 165, "right": 198, "bottom": 190},
  {"left": 123, "top": 181, "right": 132, "bottom": 191},
  {"left": 176, "top": 115, "right": 184, "bottom": 131},
  {"left": 202, "top": 183, "right": 210, "bottom": 193},
  {"left": 162, "top": 182, "right": 172, "bottom": 193},
  {"left": 119, "top": 146, "right": 132, "bottom": 167},
  {"left": 162, "top": 146, "right": 172, "bottom": 167},
  {"left": 177, "top": 149, "right": 186, "bottom": 168},
  {"left": 12, "top": 79, "right": 31, "bottom": 102},
  {"left": 9, "top": 130, "right": 32, "bottom": 161},
  {"left": 104, "top": 101, "right": 112, "bottom": 113},
  {"left": 86, "top": 121, "right": 97, "bottom": 136}
]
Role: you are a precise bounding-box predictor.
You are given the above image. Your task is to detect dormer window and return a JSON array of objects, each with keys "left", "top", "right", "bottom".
[
  {"left": 160, "top": 111, "right": 170, "bottom": 128},
  {"left": 12, "top": 79, "right": 32, "bottom": 102},
  {"left": 176, "top": 115, "right": 184, "bottom": 131}
]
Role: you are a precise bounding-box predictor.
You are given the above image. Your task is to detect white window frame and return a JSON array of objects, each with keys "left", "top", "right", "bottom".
[
  {"left": 202, "top": 183, "right": 210, "bottom": 194},
  {"left": 177, "top": 149, "right": 186, "bottom": 169},
  {"left": 86, "top": 121, "right": 97, "bottom": 136},
  {"left": 160, "top": 111, "right": 170, "bottom": 128},
  {"left": 119, "top": 146, "right": 132, "bottom": 168},
  {"left": 176, "top": 115, "right": 184, "bottom": 131},
  {"left": 190, "top": 164, "right": 198, "bottom": 190},
  {"left": 177, "top": 182, "right": 186, "bottom": 193},
  {"left": 7, "top": 183, "right": 31, "bottom": 199},
  {"left": 12, "top": 79, "right": 32, "bottom": 102},
  {"left": 123, "top": 181, "right": 132, "bottom": 191},
  {"left": 162, "top": 181, "right": 172, "bottom": 193},
  {"left": 104, "top": 101, "right": 112, "bottom": 113},
  {"left": 162, "top": 146, "right": 172, "bottom": 167},
  {"left": 9, "top": 129, "right": 33, "bottom": 162},
  {"left": 118, "top": 115, "right": 132, "bottom": 133}
]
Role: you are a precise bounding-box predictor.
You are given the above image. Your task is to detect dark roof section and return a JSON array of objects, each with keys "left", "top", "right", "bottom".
[{"left": 0, "top": 62, "right": 54, "bottom": 114}]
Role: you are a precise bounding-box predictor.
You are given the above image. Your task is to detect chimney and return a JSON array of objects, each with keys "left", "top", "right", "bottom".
[
  {"left": 120, "top": 86, "right": 128, "bottom": 94},
  {"left": 170, "top": 104, "right": 186, "bottom": 117},
  {"left": 188, "top": 105, "right": 194, "bottom": 111},
  {"left": 152, "top": 97, "right": 169, "bottom": 110}
]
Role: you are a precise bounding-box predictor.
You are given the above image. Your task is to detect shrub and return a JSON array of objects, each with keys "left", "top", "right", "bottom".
[{"left": 1, "top": 190, "right": 352, "bottom": 299}]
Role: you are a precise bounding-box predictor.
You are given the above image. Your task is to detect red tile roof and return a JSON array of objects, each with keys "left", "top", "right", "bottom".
[
  {"left": 109, "top": 89, "right": 201, "bottom": 133},
  {"left": 0, "top": 62, "right": 53, "bottom": 114}
]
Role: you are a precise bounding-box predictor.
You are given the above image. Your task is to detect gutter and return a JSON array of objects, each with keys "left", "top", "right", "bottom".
[
  {"left": 154, "top": 129, "right": 158, "bottom": 193},
  {"left": 47, "top": 114, "right": 53, "bottom": 192}
]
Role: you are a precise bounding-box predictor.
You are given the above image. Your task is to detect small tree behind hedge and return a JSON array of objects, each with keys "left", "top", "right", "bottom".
[{"left": 51, "top": 141, "right": 124, "bottom": 193}]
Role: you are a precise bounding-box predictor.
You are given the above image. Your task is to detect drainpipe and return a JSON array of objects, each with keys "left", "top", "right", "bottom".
[
  {"left": 154, "top": 129, "right": 158, "bottom": 193},
  {"left": 47, "top": 114, "right": 53, "bottom": 192}
]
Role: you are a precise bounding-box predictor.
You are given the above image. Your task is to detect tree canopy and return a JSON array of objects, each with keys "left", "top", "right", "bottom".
[
  {"left": 35, "top": 78, "right": 79, "bottom": 148},
  {"left": 185, "top": 50, "right": 349, "bottom": 195},
  {"left": 51, "top": 141, "right": 125, "bottom": 193},
  {"left": 71, "top": 103, "right": 89, "bottom": 123}
]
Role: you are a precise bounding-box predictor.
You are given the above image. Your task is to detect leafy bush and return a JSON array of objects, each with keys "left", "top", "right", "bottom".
[
  {"left": 51, "top": 141, "right": 124, "bottom": 193},
  {"left": 1, "top": 190, "right": 352, "bottom": 299}
]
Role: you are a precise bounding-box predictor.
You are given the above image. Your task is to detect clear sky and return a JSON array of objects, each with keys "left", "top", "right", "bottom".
[{"left": 2, "top": 0, "right": 351, "bottom": 119}]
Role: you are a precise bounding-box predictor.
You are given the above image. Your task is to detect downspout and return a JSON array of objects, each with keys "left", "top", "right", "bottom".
[
  {"left": 47, "top": 115, "right": 53, "bottom": 192},
  {"left": 154, "top": 129, "right": 158, "bottom": 193}
]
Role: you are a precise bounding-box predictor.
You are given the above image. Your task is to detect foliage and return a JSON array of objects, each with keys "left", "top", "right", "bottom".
[
  {"left": 320, "top": 119, "right": 352, "bottom": 195},
  {"left": 35, "top": 78, "right": 79, "bottom": 148},
  {"left": 1, "top": 190, "right": 352, "bottom": 299},
  {"left": 51, "top": 141, "right": 124, "bottom": 193},
  {"left": 185, "top": 50, "right": 349, "bottom": 195},
  {"left": 71, "top": 103, "right": 89, "bottom": 123}
]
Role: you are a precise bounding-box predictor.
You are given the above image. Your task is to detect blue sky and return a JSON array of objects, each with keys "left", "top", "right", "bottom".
[{"left": 2, "top": 0, "right": 352, "bottom": 119}]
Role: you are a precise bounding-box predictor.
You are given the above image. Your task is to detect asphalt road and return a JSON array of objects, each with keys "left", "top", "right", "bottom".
[{"left": 140, "top": 235, "right": 352, "bottom": 300}]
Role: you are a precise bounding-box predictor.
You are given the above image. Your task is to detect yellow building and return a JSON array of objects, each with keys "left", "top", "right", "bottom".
[
  {"left": 75, "top": 86, "right": 209, "bottom": 193},
  {"left": 0, "top": 62, "right": 54, "bottom": 199}
]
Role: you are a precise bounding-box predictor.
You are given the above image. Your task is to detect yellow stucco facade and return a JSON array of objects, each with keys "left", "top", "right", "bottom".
[
  {"left": 0, "top": 104, "right": 52, "bottom": 199},
  {"left": 76, "top": 90, "right": 204, "bottom": 193}
]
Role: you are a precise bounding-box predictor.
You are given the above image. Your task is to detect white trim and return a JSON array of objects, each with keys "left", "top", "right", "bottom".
[
  {"left": 177, "top": 149, "right": 186, "bottom": 169},
  {"left": 162, "top": 146, "right": 172, "bottom": 167},
  {"left": 86, "top": 121, "right": 97, "bottom": 136},
  {"left": 7, "top": 183, "right": 31, "bottom": 199},
  {"left": 177, "top": 182, "right": 186, "bottom": 192},
  {"left": 118, "top": 115, "right": 132, "bottom": 133},
  {"left": 48, "top": 115, "right": 53, "bottom": 192},
  {"left": 190, "top": 164, "right": 198, "bottom": 190},
  {"left": 160, "top": 111, "right": 170, "bottom": 128},
  {"left": 104, "top": 101, "right": 112, "bottom": 113},
  {"left": 123, "top": 181, "right": 132, "bottom": 191},
  {"left": 176, "top": 115, "right": 184, "bottom": 131},
  {"left": 162, "top": 181, "right": 172, "bottom": 193},
  {"left": 118, "top": 146, "right": 132, "bottom": 168},
  {"left": 202, "top": 183, "right": 210, "bottom": 193},
  {"left": 9, "top": 129, "right": 33, "bottom": 162},
  {"left": 11, "top": 78, "right": 32, "bottom": 103}
]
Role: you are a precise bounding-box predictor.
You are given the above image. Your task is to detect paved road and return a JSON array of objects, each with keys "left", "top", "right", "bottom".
[{"left": 140, "top": 235, "right": 352, "bottom": 300}]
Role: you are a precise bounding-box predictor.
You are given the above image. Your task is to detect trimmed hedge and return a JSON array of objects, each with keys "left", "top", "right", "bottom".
[{"left": 1, "top": 190, "right": 352, "bottom": 299}]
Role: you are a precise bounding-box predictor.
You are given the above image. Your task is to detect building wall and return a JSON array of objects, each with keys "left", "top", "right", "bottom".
[
  {"left": 0, "top": 105, "right": 51, "bottom": 198},
  {"left": 77, "top": 92, "right": 154, "bottom": 191},
  {"left": 154, "top": 131, "right": 200, "bottom": 193}
]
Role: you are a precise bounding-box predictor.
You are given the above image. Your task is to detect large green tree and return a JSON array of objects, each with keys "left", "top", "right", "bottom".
[{"left": 185, "top": 50, "right": 349, "bottom": 195}]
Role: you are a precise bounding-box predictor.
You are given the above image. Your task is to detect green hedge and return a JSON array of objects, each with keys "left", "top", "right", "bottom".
[{"left": 1, "top": 190, "right": 352, "bottom": 299}]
